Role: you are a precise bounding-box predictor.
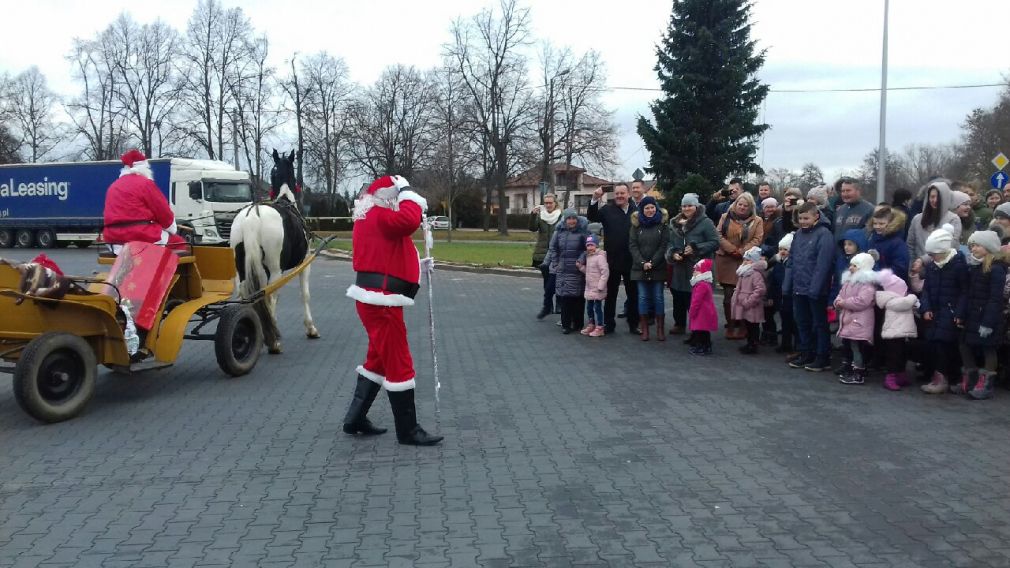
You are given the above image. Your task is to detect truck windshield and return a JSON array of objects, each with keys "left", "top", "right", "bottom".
[{"left": 203, "top": 182, "right": 253, "bottom": 203}]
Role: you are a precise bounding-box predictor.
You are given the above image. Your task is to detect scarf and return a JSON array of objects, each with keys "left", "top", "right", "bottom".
[
  {"left": 720, "top": 210, "right": 753, "bottom": 244},
  {"left": 639, "top": 208, "right": 662, "bottom": 227},
  {"left": 933, "top": 248, "right": 957, "bottom": 268},
  {"left": 539, "top": 207, "right": 561, "bottom": 225},
  {"left": 690, "top": 272, "right": 713, "bottom": 287},
  {"left": 966, "top": 253, "right": 984, "bottom": 267},
  {"left": 736, "top": 262, "right": 755, "bottom": 277}
]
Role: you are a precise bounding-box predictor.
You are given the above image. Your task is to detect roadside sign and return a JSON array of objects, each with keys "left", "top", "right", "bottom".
[
  {"left": 993, "top": 152, "right": 1009, "bottom": 171},
  {"left": 992, "top": 171, "right": 1009, "bottom": 190}
]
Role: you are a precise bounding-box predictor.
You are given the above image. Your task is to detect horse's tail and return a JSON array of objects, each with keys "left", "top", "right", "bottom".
[{"left": 237, "top": 208, "right": 268, "bottom": 300}]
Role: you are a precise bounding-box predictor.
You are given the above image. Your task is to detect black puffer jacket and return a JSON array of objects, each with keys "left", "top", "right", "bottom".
[
  {"left": 962, "top": 260, "right": 1008, "bottom": 348},
  {"left": 919, "top": 251, "right": 969, "bottom": 343}
]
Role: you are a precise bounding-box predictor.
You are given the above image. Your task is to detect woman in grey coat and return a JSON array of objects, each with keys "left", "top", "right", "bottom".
[
  {"left": 542, "top": 209, "right": 589, "bottom": 334},
  {"left": 666, "top": 193, "right": 719, "bottom": 335}
]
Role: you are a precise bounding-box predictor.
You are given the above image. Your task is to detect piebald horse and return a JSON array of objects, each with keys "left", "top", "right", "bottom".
[{"left": 230, "top": 150, "right": 318, "bottom": 354}]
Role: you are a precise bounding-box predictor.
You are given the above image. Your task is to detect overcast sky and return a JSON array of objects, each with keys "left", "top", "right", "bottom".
[{"left": 2, "top": 0, "right": 1007, "bottom": 186}]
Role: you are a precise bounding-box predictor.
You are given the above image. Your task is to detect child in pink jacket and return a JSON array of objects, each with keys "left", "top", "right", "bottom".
[
  {"left": 876, "top": 269, "right": 918, "bottom": 390},
  {"left": 578, "top": 235, "right": 609, "bottom": 337},
  {"left": 731, "top": 247, "right": 768, "bottom": 355},
  {"left": 834, "top": 253, "right": 878, "bottom": 385},
  {"left": 688, "top": 258, "right": 718, "bottom": 356}
]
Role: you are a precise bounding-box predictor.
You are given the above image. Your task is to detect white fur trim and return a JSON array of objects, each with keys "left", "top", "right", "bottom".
[
  {"left": 933, "top": 248, "right": 957, "bottom": 268},
  {"left": 736, "top": 263, "right": 755, "bottom": 277},
  {"left": 167, "top": 220, "right": 178, "bottom": 235},
  {"left": 690, "top": 272, "right": 713, "bottom": 286},
  {"left": 346, "top": 284, "right": 415, "bottom": 307},
  {"left": 840, "top": 269, "right": 877, "bottom": 284},
  {"left": 392, "top": 175, "right": 411, "bottom": 189},
  {"left": 356, "top": 365, "right": 385, "bottom": 385},
  {"left": 120, "top": 161, "right": 153, "bottom": 180},
  {"left": 397, "top": 190, "right": 428, "bottom": 212},
  {"left": 383, "top": 378, "right": 416, "bottom": 392}
]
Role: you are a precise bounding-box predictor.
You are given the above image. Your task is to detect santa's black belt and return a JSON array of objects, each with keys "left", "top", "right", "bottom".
[
  {"left": 105, "top": 220, "right": 154, "bottom": 229},
  {"left": 355, "top": 272, "right": 420, "bottom": 299}
]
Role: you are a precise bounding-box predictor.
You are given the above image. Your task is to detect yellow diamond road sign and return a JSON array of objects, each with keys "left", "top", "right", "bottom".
[{"left": 994, "top": 152, "right": 1009, "bottom": 171}]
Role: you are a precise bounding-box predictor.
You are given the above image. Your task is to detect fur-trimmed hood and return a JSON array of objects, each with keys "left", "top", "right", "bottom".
[
  {"left": 877, "top": 208, "right": 907, "bottom": 238},
  {"left": 840, "top": 268, "right": 878, "bottom": 284},
  {"left": 631, "top": 208, "right": 669, "bottom": 227},
  {"left": 555, "top": 215, "right": 590, "bottom": 234}
]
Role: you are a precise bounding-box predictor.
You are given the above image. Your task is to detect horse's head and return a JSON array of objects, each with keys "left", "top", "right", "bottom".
[{"left": 270, "top": 149, "right": 298, "bottom": 204}]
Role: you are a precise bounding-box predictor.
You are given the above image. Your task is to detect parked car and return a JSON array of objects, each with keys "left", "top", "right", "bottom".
[{"left": 430, "top": 216, "right": 450, "bottom": 230}]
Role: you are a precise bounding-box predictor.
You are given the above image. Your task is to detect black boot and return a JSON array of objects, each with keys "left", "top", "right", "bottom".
[
  {"left": 343, "top": 375, "right": 388, "bottom": 435},
  {"left": 387, "top": 389, "right": 443, "bottom": 446}
]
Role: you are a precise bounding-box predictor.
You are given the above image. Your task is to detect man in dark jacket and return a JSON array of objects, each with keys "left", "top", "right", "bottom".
[
  {"left": 833, "top": 178, "right": 875, "bottom": 241},
  {"left": 705, "top": 178, "right": 743, "bottom": 224},
  {"left": 788, "top": 202, "right": 836, "bottom": 372},
  {"left": 588, "top": 183, "right": 639, "bottom": 334}
]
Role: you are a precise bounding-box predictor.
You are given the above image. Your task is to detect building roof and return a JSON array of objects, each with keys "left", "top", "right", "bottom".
[{"left": 505, "top": 163, "right": 611, "bottom": 190}]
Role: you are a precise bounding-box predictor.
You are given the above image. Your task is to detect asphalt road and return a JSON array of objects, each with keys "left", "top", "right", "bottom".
[{"left": 2, "top": 247, "right": 1010, "bottom": 567}]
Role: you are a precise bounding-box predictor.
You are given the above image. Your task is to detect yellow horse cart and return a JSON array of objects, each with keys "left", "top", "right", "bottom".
[{"left": 0, "top": 242, "right": 327, "bottom": 423}]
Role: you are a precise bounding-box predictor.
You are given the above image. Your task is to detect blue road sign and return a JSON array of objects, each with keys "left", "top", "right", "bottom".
[{"left": 992, "top": 171, "right": 1009, "bottom": 190}]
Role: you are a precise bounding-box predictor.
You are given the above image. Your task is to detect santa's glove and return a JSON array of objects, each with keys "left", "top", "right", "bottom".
[
  {"left": 420, "top": 257, "right": 435, "bottom": 274},
  {"left": 979, "top": 326, "right": 993, "bottom": 339},
  {"left": 392, "top": 175, "right": 411, "bottom": 192}
]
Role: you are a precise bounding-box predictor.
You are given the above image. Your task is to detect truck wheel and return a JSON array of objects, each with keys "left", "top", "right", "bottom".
[
  {"left": 0, "top": 229, "right": 12, "bottom": 248},
  {"left": 14, "top": 333, "right": 97, "bottom": 423},
  {"left": 35, "top": 229, "right": 55, "bottom": 249},
  {"left": 15, "top": 229, "right": 34, "bottom": 248},
  {"left": 214, "top": 305, "right": 263, "bottom": 377}
]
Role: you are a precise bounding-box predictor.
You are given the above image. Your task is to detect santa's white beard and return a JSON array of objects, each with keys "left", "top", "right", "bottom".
[{"left": 352, "top": 194, "right": 396, "bottom": 221}]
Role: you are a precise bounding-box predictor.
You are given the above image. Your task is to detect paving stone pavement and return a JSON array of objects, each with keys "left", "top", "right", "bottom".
[{"left": 3, "top": 249, "right": 1010, "bottom": 567}]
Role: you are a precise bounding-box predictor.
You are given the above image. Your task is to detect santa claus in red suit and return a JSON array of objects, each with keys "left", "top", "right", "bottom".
[
  {"left": 102, "top": 149, "right": 187, "bottom": 253},
  {"left": 342, "top": 174, "right": 443, "bottom": 446}
]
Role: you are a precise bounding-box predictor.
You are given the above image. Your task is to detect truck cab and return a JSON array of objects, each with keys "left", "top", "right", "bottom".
[{"left": 166, "top": 159, "right": 253, "bottom": 245}]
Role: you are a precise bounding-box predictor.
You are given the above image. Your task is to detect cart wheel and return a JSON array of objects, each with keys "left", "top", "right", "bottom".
[
  {"left": 215, "top": 305, "right": 263, "bottom": 377},
  {"left": 13, "top": 333, "right": 97, "bottom": 423}
]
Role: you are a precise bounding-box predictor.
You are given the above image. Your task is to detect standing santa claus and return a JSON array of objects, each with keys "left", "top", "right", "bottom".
[
  {"left": 102, "top": 149, "right": 186, "bottom": 253},
  {"left": 343, "top": 174, "right": 443, "bottom": 446}
]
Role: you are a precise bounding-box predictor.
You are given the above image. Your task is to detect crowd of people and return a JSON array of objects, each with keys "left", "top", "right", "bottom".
[{"left": 531, "top": 177, "right": 1010, "bottom": 400}]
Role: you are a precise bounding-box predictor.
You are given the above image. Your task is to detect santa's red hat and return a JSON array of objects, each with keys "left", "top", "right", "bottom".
[
  {"left": 31, "top": 253, "right": 64, "bottom": 277},
  {"left": 694, "top": 258, "right": 712, "bottom": 274},
  {"left": 119, "top": 149, "right": 153, "bottom": 179}
]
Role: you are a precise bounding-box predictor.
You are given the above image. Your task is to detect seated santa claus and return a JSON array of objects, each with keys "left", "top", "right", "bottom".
[{"left": 102, "top": 149, "right": 187, "bottom": 254}]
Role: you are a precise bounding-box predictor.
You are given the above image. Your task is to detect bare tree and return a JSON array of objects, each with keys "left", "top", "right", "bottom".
[
  {"left": 556, "top": 49, "right": 618, "bottom": 181},
  {"left": 105, "top": 14, "right": 180, "bottom": 158},
  {"left": 447, "top": 0, "right": 535, "bottom": 234},
  {"left": 426, "top": 64, "right": 479, "bottom": 241},
  {"left": 230, "top": 35, "right": 280, "bottom": 186},
  {"left": 6, "top": 67, "right": 60, "bottom": 162},
  {"left": 178, "top": 0, "right": 253, "bottom": 160},
  {"left": 346, "top": 64, "right": 438, "bottom": 180},
  {"left": 534, "top": 44, "right": 573, "bottom": 194},
  {"left": 65, "top": 33, "right": 129, "bottom": 161},
  {"left": 298, "top": 51, "right": 353, "bottom": 195},
  {"left": 898, "top": 143, "right": 957, "bottom": 189}
]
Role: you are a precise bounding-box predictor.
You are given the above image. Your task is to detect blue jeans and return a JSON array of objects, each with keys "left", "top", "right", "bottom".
[
  {"left": 586, "top": 300, "right": 604, "bottom": 325},
  {"left": 637, "top": 281, "right": 665, "bottom": 317},
  {"left": 793, "top": 294, "right": 829, "bottom": 358}
]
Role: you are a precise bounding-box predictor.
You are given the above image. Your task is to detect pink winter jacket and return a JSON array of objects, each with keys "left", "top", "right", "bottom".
[
  {"left": 579, "top": 250, "right": 609, "bottom": 301},
  {"left": 731, "top": 260, "right": 767, "bottom": 324},
  {"left": 689, "top": 276, "right": 719, "bottom": 332},
  {"left": 834, "top": 269, "right": 877, "bottom": 342},
  {"left": 875, "top": 269, "right": 918, "bottom": 339}
]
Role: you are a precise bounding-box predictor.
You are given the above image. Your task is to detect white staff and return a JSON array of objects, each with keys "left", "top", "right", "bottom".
[{"left": 420, "top": 215, "right": 440, "bottom": 413}]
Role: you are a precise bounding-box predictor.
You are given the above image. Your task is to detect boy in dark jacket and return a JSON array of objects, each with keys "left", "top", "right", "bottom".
[{"left": 788, "top": 202, "right": 836, "bottom": 371}]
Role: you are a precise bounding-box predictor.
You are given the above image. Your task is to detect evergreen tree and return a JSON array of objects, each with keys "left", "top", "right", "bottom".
[{"left": 637, "top": 0, "right": 769, "bottom": 198}]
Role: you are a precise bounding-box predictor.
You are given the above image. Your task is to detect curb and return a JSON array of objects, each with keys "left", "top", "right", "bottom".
[{"left": 319, "top": 249, "right": 541, "bottom": 279}]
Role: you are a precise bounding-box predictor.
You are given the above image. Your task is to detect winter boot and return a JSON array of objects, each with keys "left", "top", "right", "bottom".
[
  {"left": 833, "top": 361, "right": 853, "bottom": 378},
  {"left": 894, "top": 372, "right": 911, "bottom": 388},
  {"left": 655, "top": 316, "right": 666, "bottom": 342},
  {"left": 343, "top": 374, "right": 388, "bottom": 436},
  {"left": 640, "top": 316, "right": 650, "bottom": 341},
  {"left": 690, "top": 344, "right": 712, "bottom": 356},
  {"left": 920, "top": 372, "right": 948, "bottom": 394},
  {"left": 969, "top": 370, "right": 996, "bottom": 400},
  {"left": 950, "top": 368, "right": 973, "bottom": 395},
  {"left": 839, "top": 367, "right": 866, "bottom": 385},
  {"left": 536, "top": 305, "right": 550, "bottom": 320},
  {"left": 739, "top": 342, "right": 758, "bottom": 355},
  {"left": 883, "top": 373, "right": 902, "bottom": 391},
  {"left": 589, "top": 325, "right": 605, "bottom": 337},
  {"left": 669, "top": 325, "right": 685, "bottom": 335},
  {"left": 387, "top": 389, "right": 443, "bottom": 446},
  {"left": 580, "top": 322, "right": 596, "bottom": 335}
]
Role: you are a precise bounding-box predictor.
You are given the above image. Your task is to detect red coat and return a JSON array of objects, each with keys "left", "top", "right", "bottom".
[
  {"left": 689, "top": 277, "right": 719, "bottom": 332},
  {"left": 346, "top": 192, "right": 426, "bottom": 307},
  {"left": 102, "top": 173, "right": 175, "bottom": 244}
]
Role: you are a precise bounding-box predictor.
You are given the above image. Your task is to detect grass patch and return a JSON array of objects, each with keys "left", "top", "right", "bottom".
[
  {"left": 318, "top": 229, "right": 536, "bottom": 242},
  {"left": 324, "top": 240, "right": 535, "bottom": 268}
]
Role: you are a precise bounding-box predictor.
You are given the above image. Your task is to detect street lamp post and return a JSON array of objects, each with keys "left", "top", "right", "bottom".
[{"left": 876, "top": 0, "right": 889, "bottom": 205}]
